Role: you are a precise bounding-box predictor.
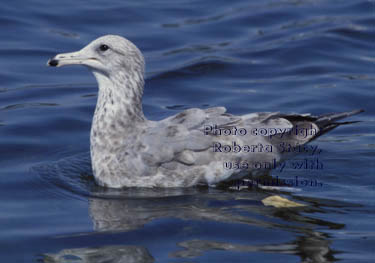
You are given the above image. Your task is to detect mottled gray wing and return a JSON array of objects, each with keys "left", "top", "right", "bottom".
[
  {"left": 141, "top": 107, "right": 240, "bottom": 166},
  {"left": 141, "top": 107, "right": 323, "bottom": 172}
]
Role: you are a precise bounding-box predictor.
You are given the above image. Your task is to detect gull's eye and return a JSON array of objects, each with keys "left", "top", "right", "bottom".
[{"left": 99, "top": 44, "right": 109, "bottom": 52}]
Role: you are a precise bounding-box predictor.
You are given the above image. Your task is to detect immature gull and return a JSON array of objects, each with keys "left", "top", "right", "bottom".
[{"left": 47, "top": 35, "right": 363, "bottom": 188}]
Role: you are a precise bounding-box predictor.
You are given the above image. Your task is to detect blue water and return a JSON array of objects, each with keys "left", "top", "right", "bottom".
[{"left": 1, "top": 0, "right": 374, "bottom": 262}]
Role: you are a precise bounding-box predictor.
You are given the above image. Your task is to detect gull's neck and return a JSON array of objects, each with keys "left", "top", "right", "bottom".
[
  {"left": 94, "top": 70, "right": 145, "bottom": 120},
  {"left": 90, "top": 69, "right": 146, "bottom": 154}
]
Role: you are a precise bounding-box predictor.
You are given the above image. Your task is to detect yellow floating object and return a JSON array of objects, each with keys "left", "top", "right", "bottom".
[{"left": 262, "top": 195, "right": 306, "bottom": 208}]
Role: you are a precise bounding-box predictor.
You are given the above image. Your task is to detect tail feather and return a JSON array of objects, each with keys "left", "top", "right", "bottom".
[
  {"left": 316, "top": 109, "right": 364, "bottom": 137},
  {"left": 316, "top": 109, "right": 364, "bottom": 126}
]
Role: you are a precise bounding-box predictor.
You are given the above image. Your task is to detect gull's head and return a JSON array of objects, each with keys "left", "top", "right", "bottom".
[{"left": 47, "top": 35, "right": 145, "bottom": 78}]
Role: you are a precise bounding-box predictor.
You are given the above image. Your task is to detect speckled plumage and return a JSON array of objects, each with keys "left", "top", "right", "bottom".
[{"left": 48, "top": 35, "right": 363, "bottom": 188}]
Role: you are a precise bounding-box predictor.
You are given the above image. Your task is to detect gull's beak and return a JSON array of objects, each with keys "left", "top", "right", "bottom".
[{"left": 47, "top": 50, "right": 92, "bottom": 67}]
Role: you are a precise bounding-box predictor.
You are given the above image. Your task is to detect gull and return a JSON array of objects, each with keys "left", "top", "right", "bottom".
[{"left": 47, "top": 35, "right": 363, "bottom": 188}]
